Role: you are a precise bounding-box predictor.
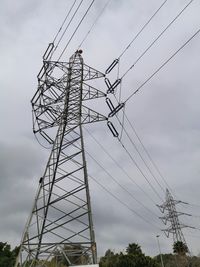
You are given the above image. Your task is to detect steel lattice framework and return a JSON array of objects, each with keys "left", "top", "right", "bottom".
[
  {"left": 15, "top": 48, "right": 107, "bottom": 267},
  {"left": 157, "top": 189, "right": 189, "bottom": 247}
]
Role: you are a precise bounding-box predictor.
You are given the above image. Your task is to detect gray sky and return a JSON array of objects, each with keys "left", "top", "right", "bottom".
[{"left": 1, "top": 0, "right": 200, "bottom": 258}]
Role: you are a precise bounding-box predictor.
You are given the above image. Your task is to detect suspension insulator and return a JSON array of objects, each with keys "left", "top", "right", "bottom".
[
  {"left": 107, "top": 79, "right": 121, "bottom": 94},
  {"left": 107, "top": 121, "right": 119, "bottom": 137},
  {"left": 43, "top": 43, "right": 54, "bottom": 60},
  {"left": 106, "top": 97, "right": 115, "bottom": 112},
  {"left": 104, "top": 78, "right": 112, "bottom": 89},
  {"left": 37, "top": 65, "right": 46, "bottom": 80},
  {"left": 108, "top": 102, "right": 124, "bottom": 117},
  {"left": 105, "top": 59, "right": 119, "bottom": 74}
]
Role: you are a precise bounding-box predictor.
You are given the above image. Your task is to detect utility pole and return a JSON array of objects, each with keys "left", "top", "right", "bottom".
[
  {"left": 156, "top": 235, "right": 164, "bottom": 267},
  {"left": 15, "top": 47, "right": 107, "bottom": 267}
]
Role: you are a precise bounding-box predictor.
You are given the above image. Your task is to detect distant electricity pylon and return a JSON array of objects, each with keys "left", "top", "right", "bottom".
[
  {"left": 157, "top": 189, "right": 190, "bottom": 250},
  {"left": 15, "top": 44, "right": 107, "bottom": 267}
]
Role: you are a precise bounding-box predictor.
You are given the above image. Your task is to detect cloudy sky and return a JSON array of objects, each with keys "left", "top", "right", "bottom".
[{"left": 1, "top": 0, "right": 200, "bottom": 259}]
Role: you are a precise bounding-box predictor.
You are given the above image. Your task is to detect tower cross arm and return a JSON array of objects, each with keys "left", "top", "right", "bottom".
[{"left": 83, "top": 64, "right": 105, "bottom": 81}]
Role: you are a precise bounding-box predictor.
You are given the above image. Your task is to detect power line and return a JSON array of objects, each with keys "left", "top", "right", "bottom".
[
  {"left": 66, "top": 130, "right": 161, "bottom": 228},
  {"left": 124, "top": 114, "right": 177, "bottom": 198},
  {"left": 121, "top": 121, "right": 166, "bottom": 194},
  {"left": 105, "top": 1, "right": 195, "bottom": 203},
  {"left": 118, "top": 137, "right": 164, "bottom": 202},
  {"left": 121, "top": 0, "right": 194, "bottom": 78},
  {"left": 187, "top": 202, "right": 200, "bottom": 208},
  {"left": 52, "top": 0, "right": 84, "bottom": 57},
  {"left": 110, "top": 97, "right": 165, "bottom": 201},
  {"left": 190, "top": 214, "right": 200, "bottom": 219},
  {"left": 88, "top": 174, "right": 161, "bottom": 230},
  {"left": 85, "top": 146, "right": 160, "bottom": 221},
  {"left": 58, "top": 0, "right": 96, "bottom": 60},
  {"left": 119, "top": 0, "right": 169, "bottom": 59},
  {"left": 78, "top": 0, "right": 112, "bottom": 48},
  {"left": 124, "top": 25, "right": 200, "bottom": 104},
  {"left": 105, "top": 0, "right": 168, "bottom": 75},
  {"left": 52, "top": 0, "right": 78, "bottom": 44},
  {"left": 65, "top": 130, "right": 161, "bottom": 228},
  {"left": 84, "top": 127, "right": 158, "bottom": 206},
  {"left": 68, "top": 128, "right": 160, "bottom": 219}
]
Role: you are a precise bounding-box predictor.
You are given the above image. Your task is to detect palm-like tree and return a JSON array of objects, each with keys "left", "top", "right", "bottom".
[
  {"left": 173, "top": 241, "right": 188, "bottom": 256},
  {"left": 126, "top": 243, "right": 142, "bottom": 255}
]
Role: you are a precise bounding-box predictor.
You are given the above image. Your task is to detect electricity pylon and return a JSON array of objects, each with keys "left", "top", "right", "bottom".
[
  {"left": 15, "top": 46, "right": 107, "bottom": 267},
  {"left": 157, "top": 189, "right": 190, "bottom": 250}
]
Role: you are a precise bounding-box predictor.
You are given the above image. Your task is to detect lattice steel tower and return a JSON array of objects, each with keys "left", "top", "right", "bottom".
[
  {"left": 157, "top": 189, "right": 189, "bottom": 248},
  {"left": 15, "top": 46, "right": 106, "bottom": 266}
]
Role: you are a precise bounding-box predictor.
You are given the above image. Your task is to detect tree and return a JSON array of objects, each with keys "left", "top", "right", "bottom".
[
  {"left": 173, "top": 241, "right": 188, "bottom": 256},
  {"left": 99, "top": 243, "right": 159, "bottom": 267},
  {"left": 126, "top": 243, "right": 142, "bottom": 256},
  {"left": 48, "top": 244, "right": 89, "bottom": 267},
  {"left": 0, "top": 242, "right": 19, "bottom": 267},
  {"left": 99, "top": 249, "right": 118, "bottom": 267}
]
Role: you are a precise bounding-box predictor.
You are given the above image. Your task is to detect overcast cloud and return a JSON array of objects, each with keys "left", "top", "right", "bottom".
[{"left": 1, "top": 0, "right": 200, "bottom": 259}]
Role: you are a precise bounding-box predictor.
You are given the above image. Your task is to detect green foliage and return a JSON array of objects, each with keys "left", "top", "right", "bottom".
[
  {"left": 1, "top": 240, "right": 200, "bottom": 267},
  {"left": 154, "top": 253, "right": 176, "bottom": 267},
  {"left": 99, "top": 243, "right": 159, "bottom": 267},
  {"left": 126, "top": 243, "right": 142, "bottom": 256},
  {"left": 0, "top": 242, "right": 19, "bottom": 267},
  {"left": 173, "top": 241, "right": 188, "bottom": 255},
  {"left": 154, "top": 253, "right": 200, "bottom": 267},
  {"left": 100, "top": 242, "right": 200, "bottom": 267}
]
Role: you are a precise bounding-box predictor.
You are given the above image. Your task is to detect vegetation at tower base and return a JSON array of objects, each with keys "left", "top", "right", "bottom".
[
  {"left": 99, "top": 242, "right": 200, "bottom": 267},
  {"left": 48, "top": 244, "right": 90, "bottom": 266},
  {"left": 99, "top": 243, "right": 159, "bottom": 267},
  {"left": 2, "top": 241, "right": 200, "bottom": 267},
  {"left": 20, "top": 244, "right": 90, "bottom": 267},
  {"left": 172, "top": 241, "right": 189, "bottom": 267},
  {"left": 173, "top": 241, "right": 189, "bottom": 255},
  {"left": 0, "top": 242, "right": 19, "bottom": 267}
]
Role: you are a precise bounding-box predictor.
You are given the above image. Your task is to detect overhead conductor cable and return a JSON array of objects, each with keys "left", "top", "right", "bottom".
[
  {"left": 49, "top": 0, "right": 82, "bottom": 59},
  {"left": 125, "top": 25, "right": 200, "bottom": 103},
  {"left": 78, "top": 0, "right": 113, "bottom": 48},
  {"left": 58, "top": 0, "right": 96, "bottom": 61},
  {"left": 125, "top": 114, "right": 177, "bottom": 197},
  {"left": 105, "top": 0, "right": 169, "bottom": 74},
  {"left": 84, "top": 127, "right": 159, "bottom": 206},
  {"left": 119, "top": 0, "right": 169, "bottom": 59},
  {"left": 121, "top": 0, "right": 194, "bottom": 79},
  {"left": 110, "top": 95, "right": 167, "bottom": 196},
  {"left": 89, "top": 174, "right": 160, "bottom": 230},
  {"left": 68, "top": 130, "right": 161, "bottom": 227},
  {"left": 52, "top": 0, "right": 78, "bottom": 44},
  {"left": 86, "top": 150, "right": 160, "bottom": 220}
]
